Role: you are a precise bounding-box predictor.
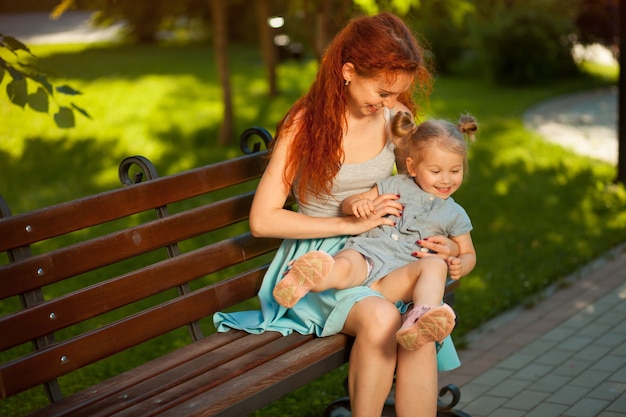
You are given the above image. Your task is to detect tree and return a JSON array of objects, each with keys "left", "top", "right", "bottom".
[
  {"left": 572, "top": 0, "right": 623, "bottom": 184},
  {"left": 255, "top": 0, "right": 277, "bottom": 97},
  {"left": 210, "top": 0, "right": 233, "bottom": 145},
  {"left": 617, "top": 3, "right": 625, "bottom": 184}
]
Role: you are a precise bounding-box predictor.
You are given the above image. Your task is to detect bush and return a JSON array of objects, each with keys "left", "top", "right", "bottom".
[
  {"left": 474, "top": 4, "right": 580, "bottom": 85},
  {"left": 405, "top": 1, "right": 474, "bottom": 75}
]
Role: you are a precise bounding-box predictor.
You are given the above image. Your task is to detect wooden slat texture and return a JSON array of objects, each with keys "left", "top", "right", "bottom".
[
  {"left": 0, "top": 152, "right": 266, "bottom": 251},
  {"left": 71, "top": 333, "right": 314, "bottom": 417},
  {"left": 0, "top": 192, "right": 256, "bottom": 298},
  {"left": 0, "top": 235, "right": 278, "bottom": 351},
  {"left": 160, "top": 335, "right": 352, "bottom": 417},
  {"left": 24, "top": 331, "right": 248, "bottom": 417}
]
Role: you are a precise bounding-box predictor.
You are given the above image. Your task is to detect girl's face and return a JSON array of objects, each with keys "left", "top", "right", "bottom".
[
  {"left": 343, "top": 64, "right": 414, "bottom": 116},
  {"left": 406, "top": 143, "right": 465, "bottom": 199}
]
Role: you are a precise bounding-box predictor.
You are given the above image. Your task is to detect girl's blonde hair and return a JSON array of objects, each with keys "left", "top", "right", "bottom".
[{"left": 391, "top": 111, "right": 478, "bottom": 174}]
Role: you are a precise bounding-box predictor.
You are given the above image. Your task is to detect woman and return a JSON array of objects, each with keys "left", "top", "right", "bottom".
[{"left": 214, "top": 13, "right": 460, "bottom": 417}]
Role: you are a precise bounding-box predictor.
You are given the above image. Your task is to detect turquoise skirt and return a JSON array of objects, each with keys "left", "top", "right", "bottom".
[{"left": 213, "top": 236, "right": 460, "bottom": 371}]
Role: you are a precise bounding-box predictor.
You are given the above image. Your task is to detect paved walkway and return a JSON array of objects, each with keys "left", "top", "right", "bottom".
[
  {"left": 439, "top": 244, "right": 626, "bottom": 417},
  {"left": 524, "top": 87, "right": 618, "bottom": 165},
  {"left": 0, "top": 11, "right": 123, "bottom": 44}
]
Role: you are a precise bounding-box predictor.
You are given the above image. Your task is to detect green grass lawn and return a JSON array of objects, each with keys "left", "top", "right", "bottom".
[{"left": 0, "top": 41, "right": 623, "bottom": 417}]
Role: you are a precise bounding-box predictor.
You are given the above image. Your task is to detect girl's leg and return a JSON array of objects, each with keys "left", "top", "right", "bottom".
[
  {"left": 395, "top": 342, "right": 438, "bottom": 417},
  {"left": 273, "top": 249, "right": 368, "bottom": 307},
  {"left": 371, "top": 257, "right": 455, "bottom": 350},
  {"left": 342, "top": 296, "right": 400, "bottom": 417},
  {"left": 370, "top": 256, "right": 448, "bottom": 304}
]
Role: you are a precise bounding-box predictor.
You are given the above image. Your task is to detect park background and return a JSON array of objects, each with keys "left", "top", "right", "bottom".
[{"left": 0, "top": 0, "right": 623, "bottom": 416}]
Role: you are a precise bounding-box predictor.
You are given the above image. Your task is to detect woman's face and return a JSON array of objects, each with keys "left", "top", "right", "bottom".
[{"left": 343, "top": 64, "right": 414, "bottom": 116}]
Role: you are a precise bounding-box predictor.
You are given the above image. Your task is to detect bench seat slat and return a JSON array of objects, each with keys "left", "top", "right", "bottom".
[
  {"left": 23, "top": 331, "right": 248, "bottom": 417},
  {"left": 0, "top": 192, "right": 256, "bottom": 299},
  {"left": 159, "top": 334, "right": 352, "bottom": 417},
  {"left": 73, "top": 333, "right": 312, "bottom": 417},
  {"left": 0, "top": 153, "right": 266, "bottom": 252},
  {"left": 0, "top": 235, "right": 280, "bottom": 351}
]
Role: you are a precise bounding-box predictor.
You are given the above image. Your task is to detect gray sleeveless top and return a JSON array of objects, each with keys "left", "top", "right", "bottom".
[{"left": 296, "top": 109, "right": 397, "bottom": 218}]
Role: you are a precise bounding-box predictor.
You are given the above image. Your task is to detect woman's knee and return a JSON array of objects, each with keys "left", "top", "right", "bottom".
[{"left": 345, "top": 297, "right": 400, "bottom": 341}]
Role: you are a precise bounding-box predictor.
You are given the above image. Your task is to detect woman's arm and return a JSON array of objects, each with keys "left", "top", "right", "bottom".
[{"left": 249, "top": 131, "right": 398, "bottom": 239}]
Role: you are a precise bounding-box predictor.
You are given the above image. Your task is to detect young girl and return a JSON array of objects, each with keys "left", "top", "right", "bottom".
[{"left": 273, "top": 111, "right": 478, "bottom": 351}]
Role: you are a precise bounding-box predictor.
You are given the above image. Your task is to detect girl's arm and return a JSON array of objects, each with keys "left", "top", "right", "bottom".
[{"left": 446, "top": 233, "right": 477, "bottom": 280}]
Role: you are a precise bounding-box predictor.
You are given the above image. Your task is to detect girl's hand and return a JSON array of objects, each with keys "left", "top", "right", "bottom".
[
  {"left": 446, "top": 256, "right": 463, "bottom": 280},
  {"left": 347, "top": 193, "right": 402, "bottom": 220},
  {"left": 349, "top": 198, "right": 377, "bottom": 219}
]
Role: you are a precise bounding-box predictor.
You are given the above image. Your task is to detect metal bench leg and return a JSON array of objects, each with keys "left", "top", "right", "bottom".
[{"left": 323, "top": 378, "right": 473, "bottom": 417}]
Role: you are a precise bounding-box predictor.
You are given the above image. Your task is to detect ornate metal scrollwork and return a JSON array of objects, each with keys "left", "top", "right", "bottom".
[
  {"left": 0, "top": 195, "right": 12, "bottom": 219},
  {"left": 117, "top": 154, "right": 204, "bottom": 341},
  {"left": 118, "top": 155, "right": 159, "bottom": 186},
  {"left": 239, "top": 126, "right": 273, "bottom": 154},
  {"left": 437, "top": 384, "right": 473, "bottom": 417}
]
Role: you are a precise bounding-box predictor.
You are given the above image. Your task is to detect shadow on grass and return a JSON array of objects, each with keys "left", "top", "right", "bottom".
[{"left": 0, "top": 136, "right": 120, "bottom": 214}]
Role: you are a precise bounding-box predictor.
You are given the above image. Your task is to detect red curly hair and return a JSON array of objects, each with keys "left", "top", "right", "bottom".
[{"left": 272, "top": 12, "right": 433, "bottom": 204}]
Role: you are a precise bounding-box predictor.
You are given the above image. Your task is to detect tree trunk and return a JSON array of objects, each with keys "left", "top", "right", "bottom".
[
  {"left": 256, "top": 0, "right": 278, "bottom": 97},
  {"left": 617, "top": 0, "right": 626, "bottom": 184},
  {"left": 211, "top": 0, "right": 233, "bottom": 145},
  {"left": 314, "top": 0, "right": 332, "bottom": 60}
]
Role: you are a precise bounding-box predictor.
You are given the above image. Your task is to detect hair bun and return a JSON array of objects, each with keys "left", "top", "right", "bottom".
[{"left": 457, "top": 114, "right": 478, "bottom": 142}]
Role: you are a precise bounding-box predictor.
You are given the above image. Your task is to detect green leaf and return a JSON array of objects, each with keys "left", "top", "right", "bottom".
[
  {"left": 56, "top": 85, "right": 82, "bottom": 96},
  {"left": 54, "top": 106, "right": 75, "bottom": 128},
  {"left": 1, "top": 35, "right": 33, "bottom": 55},
  {"left": 7, "top": 78, "right": 27, "bottom": 107},
  {"left": 7, "top": 65, "right": 24, "bottom": 81},
  {"left": 33, "top": 74, "right": 54, "bottom": 95},
  {"left": 0, "top": 67, "right": 4, "bottom": 85},
  {"left": 28, "top": 87, "right": 49, "bottom": 113},
  {"left": 71, "top": 102, "right": 92, "bottom": 119}
]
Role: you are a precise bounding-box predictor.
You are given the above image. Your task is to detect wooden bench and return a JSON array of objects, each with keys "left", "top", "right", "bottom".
[{"left": 0, "top": 128, "right": 469, "bottom": 417}]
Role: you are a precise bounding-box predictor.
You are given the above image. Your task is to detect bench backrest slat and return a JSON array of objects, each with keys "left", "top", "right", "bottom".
[
  {"left": 0, "top": 192, "right": 257, "bottom": 299},
  {"left": 0, "top": 153, "right": 266, "bottom": 251},
  {"left": 0, "top": 235, "right": 279, "bottom": 351}
]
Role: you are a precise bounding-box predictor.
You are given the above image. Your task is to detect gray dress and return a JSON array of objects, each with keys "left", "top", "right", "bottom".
[{"left": 343, "top": 174, "right": 472, "bottom": 286}]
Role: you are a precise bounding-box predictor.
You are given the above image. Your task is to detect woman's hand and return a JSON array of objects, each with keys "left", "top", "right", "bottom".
[
  {"left": 344, "top": 191, "right": 402, "bottom": 218},
  {"left": 411, "top": 235, "right": 460, "bottom": 259}
]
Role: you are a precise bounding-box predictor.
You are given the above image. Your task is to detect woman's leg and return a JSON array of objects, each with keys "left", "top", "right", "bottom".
[
  {"left": 342, "top": 296, "right": 400, "bottom": 417},
  {"left": 395, "top": 343, "right": 438, "bottom": 417}
]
